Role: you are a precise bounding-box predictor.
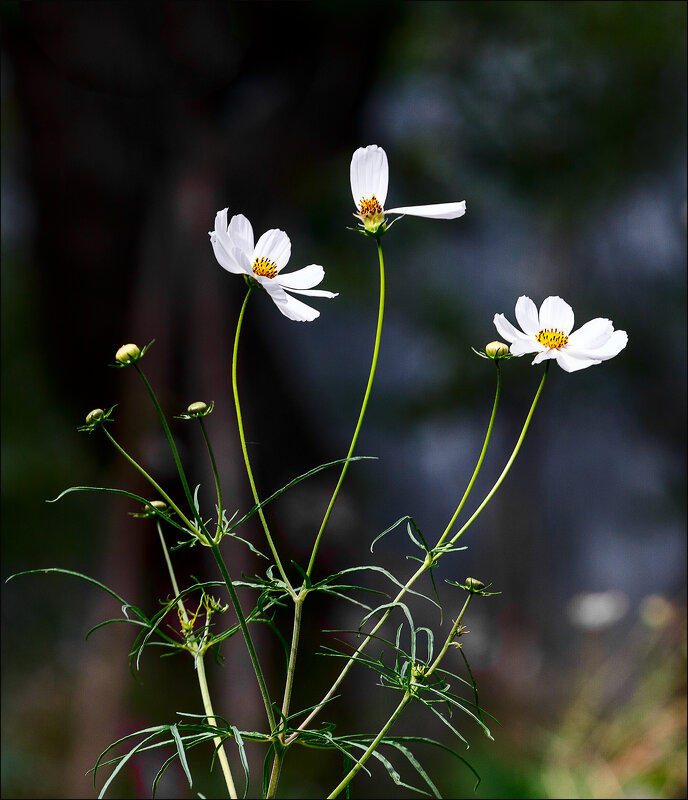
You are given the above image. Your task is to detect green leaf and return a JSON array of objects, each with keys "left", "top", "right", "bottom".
[
  {"left": 229, "top": 725, "right": 250, "bottom": 799},
  {"left": 229, "top": 456, "right": 376, "bottom": 532},
  {"left": 384, "top": 741, "right": 441, "bottom": 799},
  {"left": 169, "top": 723, "right": 193, "bottom": 788}
]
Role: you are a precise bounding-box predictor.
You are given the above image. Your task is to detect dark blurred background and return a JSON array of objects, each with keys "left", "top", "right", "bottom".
[{"left": 1, "top": 2, "right": 686, "bottom": 798}]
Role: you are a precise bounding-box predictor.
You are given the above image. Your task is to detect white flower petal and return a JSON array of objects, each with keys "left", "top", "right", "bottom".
[
  {"left": 350, "top": 145, "right": 389, "bottom": 208},
  {"left": 532, "top": 349, "right": 559, "bottom": 364},
  {"left": 493, "top": 313, "right": 526, "bottom": 344},
  {"left": 515, "top": 296, "right": 540, "bottom": 336},
  {"left": 539, "top": 296, "right": 575, "bottom": 335},
  {"left": 230, "top": 246, "right": 252, "bottom": 275},
  {"left": 385, "top": 201, "right": 466, "bottom": 219},
  {"left": 554, "top": 349, "right": 602, "bottom": 372},
  {"left": 511, "top": 338, "right": 543, "bottom": 356},
  {"left": 569, "top": 329, "right": 628, "bottom": 360},
  {"left": 214, "top": 208, "right": 229, "bottom": 238},
  {"left": 567, "top": 317, "right": 613, "bottom": 350},
  {"left": 275, "top": 263, "right": 325, "bottom": 290},
  {"left": 211, "top": 234, "right": 245, "bottom": 274},
  {"left": 227, "top": 213, "right": 254, "bottom": 255},
  {"left": 254, "top": 229, "right": 291, "bottom": 271},
  {"left": 287, "top": 288, "right": 339, "bottom": 298},
  {"left": 279, "top": 292, "right": 321, "bottom": 322}
]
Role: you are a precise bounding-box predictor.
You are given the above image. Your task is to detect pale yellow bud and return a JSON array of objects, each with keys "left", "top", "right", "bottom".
[
  {"left": 85, "top": 408, "right": 105, "bottom": 424},
  {"left": 485, "top": 341, "right": 509, "bottom": 358},
  {"left": 115, "top": 343, "right": 141, "bottom": 364},
  {"left": 187, "top": 402, "right": 208, "bottom": 415}
]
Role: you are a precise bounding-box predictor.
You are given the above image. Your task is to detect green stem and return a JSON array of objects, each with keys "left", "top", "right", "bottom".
[
  {"left": 435, "top": 362, "right": 501, "bottom": 548},
  {"left": 208, "top": 540, "right": 277, "bottom": 734},
  {"left": 101, "top": 427, "right": 205, "bottom": 541},
  {"left": 328, "top": 693, "right": 413, "bottom": 799},
  {"left": 198, "top": 417, "right": 224, "bottom": 541},
  {"left": 327, "top": 594, "right": 473, "bottom": 799},
  {"left": 232, "top": 286, "right": 294, "bottom": 596},
  {"left": 196, "top": 653, "right": 238, "bottom": 799},
  {"left": 134, "top": 364, "right": 203, "bottom": 529},
  {"left": 156, "top": 522, "right": 238, "bottom": 799},
  {"left": 265, "top": 596, "right": 305, "bottom": 798},
  {"left": 447, "top": 362, "right": 549, "bottom": 547},
  {"left": 306, "top": 239, "right": 386, "bottom": 578},
  {"left": 289, "top": 365, "right": 548, "bottom": 741}
]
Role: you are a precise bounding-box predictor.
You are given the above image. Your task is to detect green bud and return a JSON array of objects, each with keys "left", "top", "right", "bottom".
[
  {"left": 115, "top": 343, "right": 142, "bottom": 364},
  {"left": 85, "top": 408, "right": 105, "bottom": 424},
  {"left": 149, "top": 500, "right": 167, "bottom": 512},
  {"left": 485, "top": 341, "right": 509, "bottom": 359},
  {"left": 188, "top": 401, "right": 208, "bottom": 415},
  {"left": 465, "top": 577, "right": 485, "bottom": 591}
]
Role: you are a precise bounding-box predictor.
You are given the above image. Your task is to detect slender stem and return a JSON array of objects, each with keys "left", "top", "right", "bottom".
[
  {"left": 196, "top": 653, "right": 238, "bottom": 799},
  {"left": 286, "top": 561, "right": 427, "bottom": 743},
  {"left": 447, "top": 362, "right": 549, "bottom": 547},
  {"left": 156, "top": 522, "right": 237, "bottom": 799},
  {"left": 289, "top": 366, "right": 549, "bottom": 741},
  {"left": 101, "top": 427, "right": 205, "bottom": 541},
  {"left": 198, "top": 417, "right": 224, "bottom": 540},
  {"left": 232, "top": 286, "right": 294, "bottom": 595},
  {"left": 328, "top": 693, "right": 413, "bottom": 799},
  {"left": 265, "top": 596, "right": 305, "bottom": 798},
  {"left": 208, "top": 540, "right": 277, "bottom": 734},
  {"left": 307, "top": 239, "right": 386, "bottom": 578},
  {"left": 328, "top": 594, "right": 473, "bottom": 799},
  {"left": 134, "top": 363, "right": 203, "bottom": 528},
  {"left": 435, "top": 362, "right": 501, "bottom": 548}
]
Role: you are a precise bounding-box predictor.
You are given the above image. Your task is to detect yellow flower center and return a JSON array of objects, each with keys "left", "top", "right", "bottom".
[
  {"left": 358, "top": 195, "right": 383, "bottom": 218},
  {"left": 252, "top": 257, "right": 278, "bottom": 279},
  {"left": 536, "top": 328, "right": 568, "bottom": 349}
]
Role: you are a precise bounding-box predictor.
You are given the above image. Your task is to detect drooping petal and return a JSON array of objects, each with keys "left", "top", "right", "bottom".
[
  {"left": 553, "top": 349, "right": 602, "bottom": 373},
  {"left": 385, "top": 201, "right": 466, "bottom": 219},
  {"left": 532, "top": 349, "right": 560, "bottom": 364},
  {"left": 569, "top": 329, "right": 628, "bottom": 360},
  {"left": 566, "top": 317, "right": 614, "bottom": 350},
  {"left": 263, "top": 279, "right": 332, "bottom": 321},
  {"left": 350, "top": 145, "right": 389, "bottom": 208},
  {"left": 275, "top": 263, "right": 325, "bottom": 290},
  {"left": 538, "top": 296, "right": 575, "bottom": 335},
  {"left": 514, "top": 296, "right": 540, "bottom": 336},
  {"left": 254, "top": 229, "right": 291, "bottom": 271},
  {"left": 227, "top": 213, "right": 254, "bottom": 256},
  {"left": 210, "top": 234, "right": 245, "bottom": 274}
]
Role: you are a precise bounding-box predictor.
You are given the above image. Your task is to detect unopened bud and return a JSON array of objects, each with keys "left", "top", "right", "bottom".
[
  {"left": 149, "top": 500, "right": 167, "bottom": 512},
  {"left": 187, "top": 401, "right": 208, "bottom": 415},
  {"left": 85, "top": 408, "right": 105, "bottom": 424},
  {"left": 115, "top": 343, "right": 141, "bottom": 364},
  {"left": 465, "top": 577, "right": 485, "bottom": 591},
  {"left": 485, "top": 341, "right": 509, "bottom": 358}
]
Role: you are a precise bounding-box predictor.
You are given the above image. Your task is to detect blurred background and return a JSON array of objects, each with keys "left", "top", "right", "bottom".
[{"left": 2, "top": 2, "right": 685, "bottom": 798}]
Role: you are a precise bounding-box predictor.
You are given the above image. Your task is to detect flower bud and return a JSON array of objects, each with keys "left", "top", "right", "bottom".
[
  {"left": 85, "top": 408, "right": 105, "bottom": 424},
  {"left": 187, "top": 401, "right": 208, "bottom": 415},
  {"left": 485, "top": 341, "right": 509, "bottom": 358},
  {"left": 149, "top": 500, "right": 167, "bottom": 512},
  {"left": 115, "top": 343, "right": 141, "bottom": 364},
  {"left": 465, "top": 577, "right": 485, "bottom": 591}
]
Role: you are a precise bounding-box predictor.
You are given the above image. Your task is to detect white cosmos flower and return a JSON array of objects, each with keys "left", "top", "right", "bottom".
[
  {"left": 493, "top": 295, "right": 628, "bottom": 373},
  {"left": 350, "top": 144, "right": 466, "bottom": 234},
  {"left": 210, "top": 209, "right": 337, "bottom": 322}
]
